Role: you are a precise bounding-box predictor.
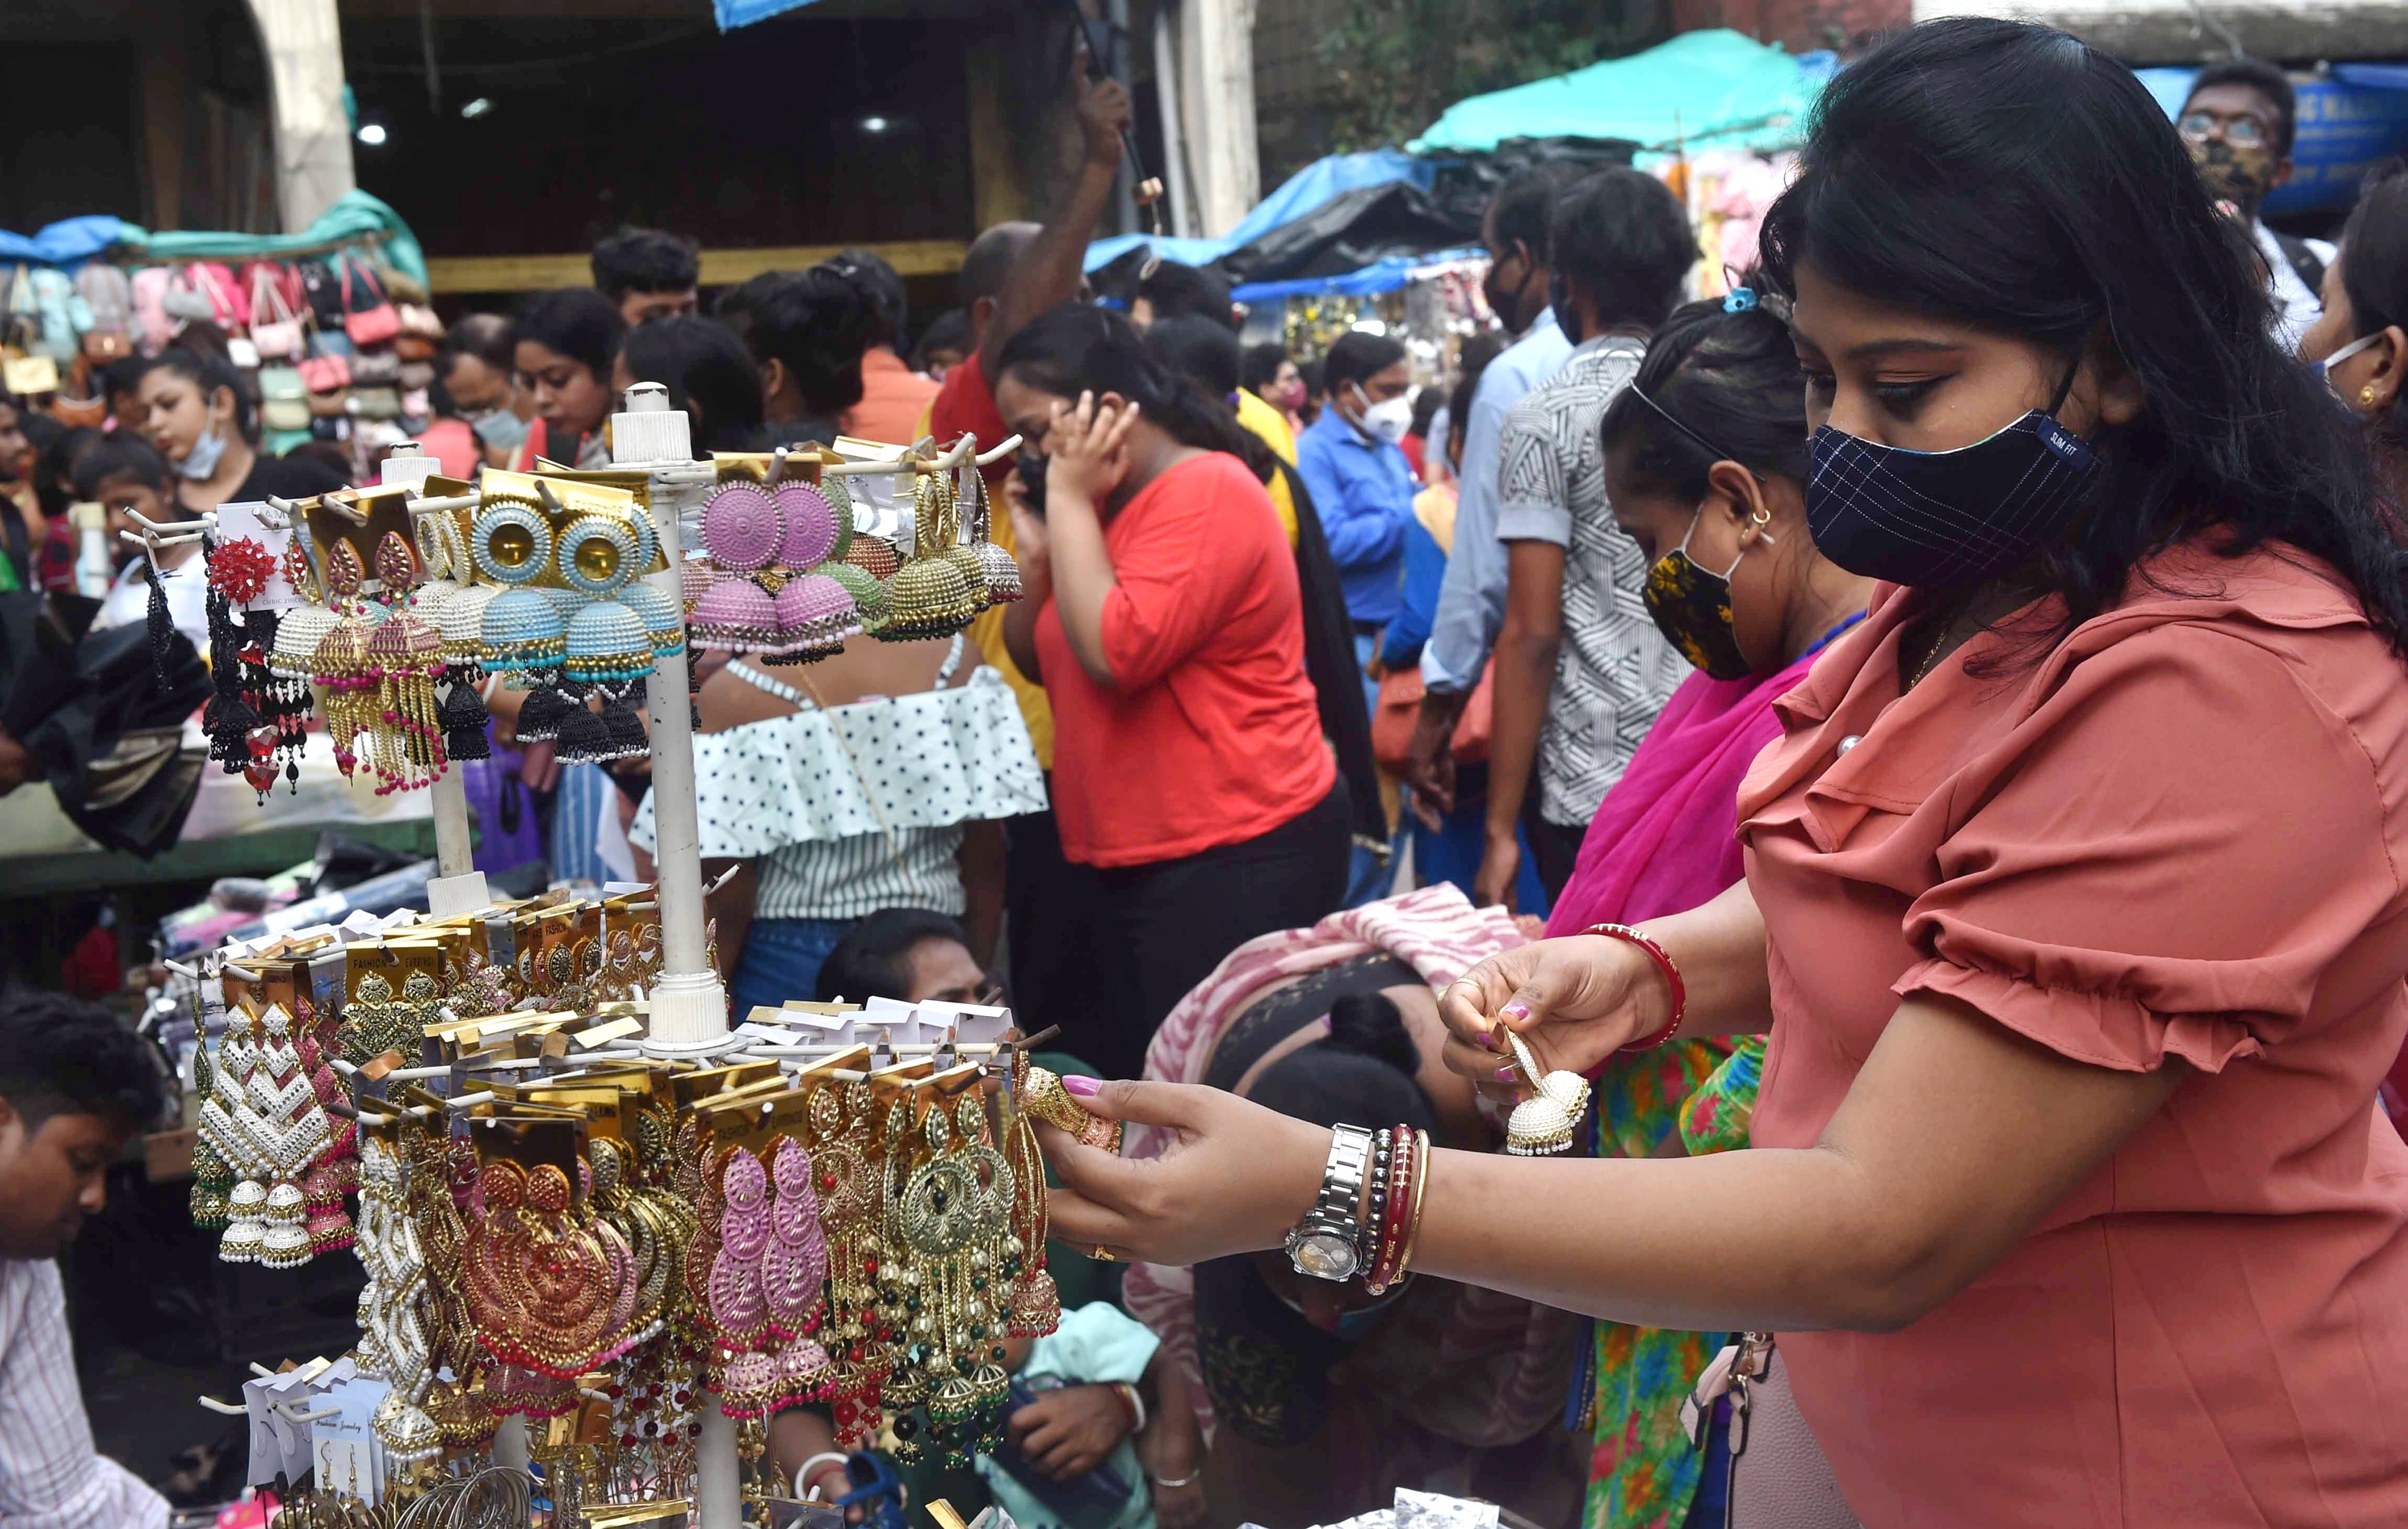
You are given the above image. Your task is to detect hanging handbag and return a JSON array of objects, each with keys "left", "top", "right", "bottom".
[
  {"left": 340, "top": 254, "right": 401, "bottom": 348},
  {"left": 394, "top": 302, "right": 443, "bottom": 363},
  {"left": 296, "top": 258, "right": 344, "bottom": 328},
  {"left": 1371, "top": 657, "right": 1495, "bottom": 775},
  {"left": 75, "top": 263, "right": 132, "bottom": 337},
  {"left": 348, "top": 385, "right": 403, "bottom": 421},
  {"left": 161, "top": 265, "right": 217, "bottom": 323},
  {"left": 1683, "top": 1335, "right": 1861, "bottom": 1529},
  {"left": 397, "top": 359, "right": 436, "bottom": 392},
  {"left": 348, "top": 348, "right": 401, "bottom": 387},
  {"left": 2, "top": 269, "right": 57, "bottom": 396},
  {"left": 258, "top": 364, "right": 311, "bottom": 432},
  {"left": 250, "top": 263, "right": 307, "bottom": 360},
  {"left": 29, "top": 270, "right": 82, "bottom": 364},
  {"left": 130, "top": 266, "right": 174, "bottom": 350},
  {"left": 297, "top": 352, "right": 352, "bottom": 393},
  {"left": 192, "top": 262, "right": 249, "bottom": 329}
]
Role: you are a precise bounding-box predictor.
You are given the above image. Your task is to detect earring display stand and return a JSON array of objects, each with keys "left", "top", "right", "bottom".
[
  {"left": 381, "top": 441, "right": 493, "bottom": 919},
  {"left": 604, "top": 384, "right": 744, "bottom": 1529}
]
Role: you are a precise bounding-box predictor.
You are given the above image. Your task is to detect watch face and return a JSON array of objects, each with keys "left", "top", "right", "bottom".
[{"left": 1292, "top": 1230, "right": 1359, "bottom": 1281}]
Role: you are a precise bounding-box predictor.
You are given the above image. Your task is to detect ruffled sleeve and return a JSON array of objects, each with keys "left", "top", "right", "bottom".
[
  {"left": 630, "top": 666, "right": 1047, "bottom": 859},
  {"left": 1892, "top": 623, "right": 2401, "bottom": 1073}
]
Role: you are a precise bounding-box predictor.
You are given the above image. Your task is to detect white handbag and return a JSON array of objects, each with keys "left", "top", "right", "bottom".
[{"left": 250, "top": 265, "right": 307, "bottom": 360}]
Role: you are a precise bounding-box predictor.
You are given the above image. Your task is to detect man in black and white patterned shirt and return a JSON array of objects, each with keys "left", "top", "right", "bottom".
[
  {"left": 1479, "top": 169, "right": 1699, "bottom": 905},
  {"left": 0, "top": 992, "right": 169, "bottom": 1529}
]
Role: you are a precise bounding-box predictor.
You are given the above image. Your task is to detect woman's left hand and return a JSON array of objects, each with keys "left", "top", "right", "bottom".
[
  {"left": 1043, "top": 391, "right": 1139, "bottom": 506},
  {"left": 1039, "top": 1080, "right": 1328, "bottom": 1267}
]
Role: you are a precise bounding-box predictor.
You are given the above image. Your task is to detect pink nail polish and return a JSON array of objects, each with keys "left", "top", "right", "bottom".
[
  {"left": 1500, "top": 1002, "right": 1531, "bottom": 1023},
  {"left": 1495, "top": 1065, "right": 1519, "bottom": 1083},
  {"left": 1061, "top": 1074, "right": 1102, "bottom": 1097},
  {"left": 1478, "top": 1028, "right": 1501, "bottom": 1053}
]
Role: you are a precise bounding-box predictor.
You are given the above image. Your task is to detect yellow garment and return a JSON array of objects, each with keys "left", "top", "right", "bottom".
[
  {"left": 1233, "top": 387, "right": 1300, "bottom": 548},
  {"left": 1414, "top": 481, "right": 1458, "bottom": 555},
  {"left": 968, "top": 495, "right": 1055, "bottom": 767},
  {"left": 917, "top": 392, "right": 1056, "bottom": 767}
]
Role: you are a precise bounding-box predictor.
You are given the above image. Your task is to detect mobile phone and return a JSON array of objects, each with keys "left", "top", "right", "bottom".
[{"left": 1016, "top": 453, "right": 1048, "bottom": 518}]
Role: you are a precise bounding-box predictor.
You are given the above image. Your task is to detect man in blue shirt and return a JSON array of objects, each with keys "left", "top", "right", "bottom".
[
  {"left": 1403, "top": 169, "right": 1574, "bottom": 818},
  {"left": 1295, "top": 329, "right": 1418, "bottom": 903},
  {"left": 1295, "top": 331, "right": 1417, "bottom": 634}
]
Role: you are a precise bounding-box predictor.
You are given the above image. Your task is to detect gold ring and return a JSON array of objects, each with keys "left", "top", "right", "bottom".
[{"left": 1092, "top": 1243, "right": 1116, "bottom": 1262}]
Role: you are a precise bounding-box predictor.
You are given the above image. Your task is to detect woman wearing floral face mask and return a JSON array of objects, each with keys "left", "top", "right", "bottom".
[{"left": 1536, "top": 287, "right": 1874, "bottom": 1529}]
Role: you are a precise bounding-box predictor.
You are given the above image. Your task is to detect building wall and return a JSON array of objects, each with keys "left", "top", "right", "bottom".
[
  {"left": 1671, "top": 0, "right": 1907, "bottom": 51},
  {"left": 1914, "top": 0, "right": 2408, "bottom": 63}
]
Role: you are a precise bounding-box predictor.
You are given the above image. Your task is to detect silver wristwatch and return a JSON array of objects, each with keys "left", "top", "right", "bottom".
[{"left": 1285, "top": 1124, "right": 1373, "bottom": 1281}]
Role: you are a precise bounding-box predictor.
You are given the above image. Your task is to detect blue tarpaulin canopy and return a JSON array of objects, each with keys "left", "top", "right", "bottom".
[
  {"left": 1409, "top": 28, "right": 1817, "bottom": 156},
  {"left": 1084, "top": 149, "right": 1438, "bottom": 274}
]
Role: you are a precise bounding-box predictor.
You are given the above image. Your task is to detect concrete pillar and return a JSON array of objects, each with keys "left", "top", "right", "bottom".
[
  {"left": 247, "top": 0, "right": 355, "bottom": 231},
  {"left": 1180, "top": 0, "right": 1262, "bottom": 238}
]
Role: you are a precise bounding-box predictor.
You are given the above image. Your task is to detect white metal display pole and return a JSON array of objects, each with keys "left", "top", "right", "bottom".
[
  {"left": 605, "top": 385, "right": 742, "bottom": 1527},
  {"left": 382, "top": 443, "right": 493, "bottom": 915}
]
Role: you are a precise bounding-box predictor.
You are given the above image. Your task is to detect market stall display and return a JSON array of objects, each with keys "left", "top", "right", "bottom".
[{"left": 149, "top": 389, "right": 1044, "bottom": 1529}]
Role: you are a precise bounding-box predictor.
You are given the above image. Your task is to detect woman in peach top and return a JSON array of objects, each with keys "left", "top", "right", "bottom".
[{"left": 1031, "top": 20, "right": 2408, "bottom": 1528}]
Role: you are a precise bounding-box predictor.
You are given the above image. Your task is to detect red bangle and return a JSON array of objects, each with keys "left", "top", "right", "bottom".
[
  {"left": 1584, "top": 923, "right": 1685, "bottom": 1051},
  {"left": 1365, "top": 1126, "right": 1415, "bottom": 1294}
]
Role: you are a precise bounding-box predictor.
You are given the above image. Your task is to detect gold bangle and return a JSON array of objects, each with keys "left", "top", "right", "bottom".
[{"left": 1397, "top": 1128, "right": 1432, "bottom": 1275}]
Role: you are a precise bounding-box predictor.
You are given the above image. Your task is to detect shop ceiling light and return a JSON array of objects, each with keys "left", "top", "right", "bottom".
[
  {"left": 356, "top": 123, "right": 388, "bottom": 146},
  {"left": 861, "top": 116, "right": 889, "bottom": 133},
  {"left": 461, "top": 98, "right": 493, "bottom": 120}
]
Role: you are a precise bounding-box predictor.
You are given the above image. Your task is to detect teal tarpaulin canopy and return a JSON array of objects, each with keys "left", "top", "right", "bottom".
[
  {"left": 120, "top": 190, "right": 429, "bottom": 291},
  {"left": 0, "top": 190, "right": 428, "bottom": 291},
  {"left": 1409, "top": 28, "right": 1817, "bottom": 156}
]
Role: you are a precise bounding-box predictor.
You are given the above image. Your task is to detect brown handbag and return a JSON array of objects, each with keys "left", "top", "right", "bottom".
[{"left": 1371, "top": 657, "right": 1495, "bottom": 775}]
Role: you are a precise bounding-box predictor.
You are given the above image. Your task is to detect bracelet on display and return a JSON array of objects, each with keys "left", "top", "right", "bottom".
[{"left": 1584, "top": 922, "right": 1686, "bottom": 1051}]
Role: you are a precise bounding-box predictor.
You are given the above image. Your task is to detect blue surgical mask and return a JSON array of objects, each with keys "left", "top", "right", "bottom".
[
  {"left": 2317, "top": 331, "right": 2383, "bottom": 398},
  {"left": 179, "top": 424, "right": 228, "bottom": 481},
  {"left": 1275, "top": 1275, "right": 1411, "bottom": 1341},
  {"left": 1804, "top": 361, "right": 2099, "bottom": 589},
  {"left": 471, "top": 408, "right": 531, "bottom": 450}
]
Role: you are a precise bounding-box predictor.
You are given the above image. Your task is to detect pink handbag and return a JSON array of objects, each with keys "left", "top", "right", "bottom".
[
  {"left": 1684, "top": 1334, "right": 1861, "bottom": 1529},
  {"left": 249, "top": 264, "right": 307, "bottom": 360},
  {"left": 340, "top": 256, "right": 401, "bottom": 348},
  {"left": 297, "top": 352, "right": 352, "bottom": 394}
]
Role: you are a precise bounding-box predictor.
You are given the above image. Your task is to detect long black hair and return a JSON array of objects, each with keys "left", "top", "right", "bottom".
[
  {"left": 1248, "top": 993, "right": 1436, "bottom": 1136},
  {"left": 998, "top": 303, "right": 1275, "bottom": 483},
  {"left": 1760, "top": 18, "right": 2407, "bottom": 654},
  {"left": 618, "top": 315, "right": 765, "bottom": 453},
  {"left": 2336, "top": 160, "right": 2408, "bottom": 470},
  {"left": 749, "top": 269, "right": 874, "bottom": 422},
  {"left": 512, "top": 287, "right": 623, "bottom": 382},
  {"left": 1601, "top": 289, "right": 1808, "bottom": 498}
]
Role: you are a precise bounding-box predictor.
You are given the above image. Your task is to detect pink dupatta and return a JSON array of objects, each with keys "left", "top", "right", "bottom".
[{"left": 1545, "top": 653, "right": 1827, "bottom": 936}]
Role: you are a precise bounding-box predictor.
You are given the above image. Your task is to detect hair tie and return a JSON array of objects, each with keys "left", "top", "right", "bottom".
[{"left": 1723, "top": 287, "right": 1759, "bottom": 314}]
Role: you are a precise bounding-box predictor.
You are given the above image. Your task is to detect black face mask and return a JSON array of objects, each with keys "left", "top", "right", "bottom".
[
  {"left": 1483, "top": 249, "right": 1537, "bottom": 335},
  {"left": 1015, "top": 452, "right": 1048, "bottom": 518}
]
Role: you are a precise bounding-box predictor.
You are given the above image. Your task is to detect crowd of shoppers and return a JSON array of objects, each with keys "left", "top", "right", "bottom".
[{"left": 17, "top": 18, "right": 2408, "bottom": 1529}]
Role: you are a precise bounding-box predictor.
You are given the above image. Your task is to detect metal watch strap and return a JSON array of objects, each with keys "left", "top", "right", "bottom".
[{"left": 1287, "top": 1124, "right": 1373, "bottom": 1278}]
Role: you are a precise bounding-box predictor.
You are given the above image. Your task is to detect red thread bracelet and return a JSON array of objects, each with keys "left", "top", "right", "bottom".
[{"left": 1584, "top": 923, "right": 1685, "bottom": 1051}]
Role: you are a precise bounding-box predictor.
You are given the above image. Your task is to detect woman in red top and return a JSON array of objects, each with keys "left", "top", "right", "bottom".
[
  {"left": 1036, "top": 22, "right": 2408, "bottom": 1527},
  {"left": 998, "top": 305, "right": 1348, "bottom": 1080}
]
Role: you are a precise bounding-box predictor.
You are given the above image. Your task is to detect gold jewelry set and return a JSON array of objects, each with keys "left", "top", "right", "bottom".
[{"left": 181, "top": 905, "right": 1088, "bottom": 1518}]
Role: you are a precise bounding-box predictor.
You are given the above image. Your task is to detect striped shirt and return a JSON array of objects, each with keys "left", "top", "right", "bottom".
[{"left": 0, "top": 1259, "right": 169, "bottom": 1529}]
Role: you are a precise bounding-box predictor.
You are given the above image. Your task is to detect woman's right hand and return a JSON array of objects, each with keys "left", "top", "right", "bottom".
[{"left": 1438, "top": 933, "right": 1678, "bottom": 1101}]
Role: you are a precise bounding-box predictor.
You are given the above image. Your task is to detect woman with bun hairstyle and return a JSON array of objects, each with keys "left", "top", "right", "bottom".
[
  {"left": 1120, "top": 886, "right": 1584, "bottom": 1529},
  {"left": 1043, "top": 21, "right": 2408, "bottom": 1526}
]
